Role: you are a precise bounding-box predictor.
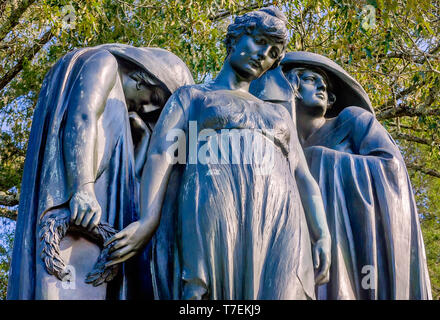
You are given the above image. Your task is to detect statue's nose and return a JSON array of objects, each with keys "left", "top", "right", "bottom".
[
  {"left": 257, "top": 46, "right": 271, "bottom": 60},
  {"left": 317, "top": 79, "right": 327, "bottom": 91}
]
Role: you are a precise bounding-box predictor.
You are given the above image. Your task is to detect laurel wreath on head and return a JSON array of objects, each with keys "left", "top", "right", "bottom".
[{"left": 39, "top": 209, "right": 119, "bottom": 287}]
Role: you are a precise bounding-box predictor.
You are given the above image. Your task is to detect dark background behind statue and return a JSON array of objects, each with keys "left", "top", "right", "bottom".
[{"left": 0, "top": 1, "right": 439, "bottom": 299}]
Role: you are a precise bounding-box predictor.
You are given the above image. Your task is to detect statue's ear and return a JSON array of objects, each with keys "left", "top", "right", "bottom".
[
  {"left": 135, "top": 80, "right": 142, "bottom": 91},
  {"left": 328, "top": 91, "right": 336, "bottom": 108}
]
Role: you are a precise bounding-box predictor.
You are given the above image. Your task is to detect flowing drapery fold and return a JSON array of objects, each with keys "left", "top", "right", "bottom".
[{"left": 304, "top": 107, "right": 431, "bottom": 299}]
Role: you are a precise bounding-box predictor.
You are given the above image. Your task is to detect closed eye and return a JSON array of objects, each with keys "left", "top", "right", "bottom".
[
  {"left": 270, "top": 48, "right": 279, "bottom": 59},
  {"left": 255, "top": 37, "right": 267, "bottom": 45}
]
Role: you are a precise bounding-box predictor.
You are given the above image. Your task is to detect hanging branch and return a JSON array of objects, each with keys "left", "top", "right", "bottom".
[
  {"left": 0, "top": 0, "right": 36, "bottom": 41},
  {"left": 406, "top": 163, "right": 440, "bottom": 179},
  {"left": 386, "top": 123, "right": 424, "bottom": 132},
  {"left": 178, "top": 1, "right": 275, "bottom": 36},
  {"left": 0, "top": 191, "right": 19, "bottom": 207},
  {"left": 0, "top": 0, "right": 8, "bottom": 17},
  {"left": 0, "top": 207, "right": 17, "bottom": 220},
  {"left": 378, "top": 103, "right": 440, "bottom": 120},
  {"left": 378, "top": 83, "right": 438, "bottom": 121},
  {"left": 376, "top": 80, "right": 428, "bottom": 113},
  {"left": 392, "top": 132, "right": 432, "bottom": 146},
  {"left": 0, "top": 28, "right": 53, "bottom": 91}
]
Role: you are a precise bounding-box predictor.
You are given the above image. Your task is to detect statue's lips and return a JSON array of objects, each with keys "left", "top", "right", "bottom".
[
  {"left": 315, "top": 92, "right": 325, "bottom": 99},
  {"left": 248, "top": 59, "right": 262, "bottom": 70}
]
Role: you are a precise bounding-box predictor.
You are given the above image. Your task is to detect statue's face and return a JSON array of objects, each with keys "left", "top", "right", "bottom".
[
  {"left": 122, "top": 75, "right": 162, "bottom": 115},
  {"left": 296, "top": 69, "right": 329, "bottom": 114},
  {"left": 229, "top": 31, "right": 283, "bottom": 81}
]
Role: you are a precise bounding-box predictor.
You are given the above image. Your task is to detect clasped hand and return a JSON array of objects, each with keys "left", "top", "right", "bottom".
[
  {"left": 103, "top": 220, "right": 151, "bottom": 267},
  {"left": 69, "top": 183, "right": 101, "bottom": 231}
]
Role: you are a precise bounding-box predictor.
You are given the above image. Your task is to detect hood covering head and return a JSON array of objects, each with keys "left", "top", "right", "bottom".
[
  {"left": 97, "top": 43, "right": 195, "bottom": 94},
  {"left": 6, "top": 45, "right": 194, "bottom": 300},
  {"left": 281, "top": 51, "right": 374, "bottom": 117}
]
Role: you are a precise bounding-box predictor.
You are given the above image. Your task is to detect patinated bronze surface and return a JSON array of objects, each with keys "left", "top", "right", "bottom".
[
  {"left": 252, "top": 51, "right": 432, "bottom": 299},
  {"left": 102, "top": 8, "right": 330, "bottom": 300},
  {"left": 7, "top": 44, "right": 194, "bottom": 300},
  {"left": 7, "top": 8, "right": 431, "bottom": 301}
]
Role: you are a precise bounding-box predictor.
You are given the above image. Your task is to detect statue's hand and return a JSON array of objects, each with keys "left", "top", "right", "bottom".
[
  {"left": 69, "top": 183, "right": 102, "bottom": 231},
  {"left": 312, "top": 235, "right": 331, "bottom": 285},
  {"left": 103, "top": 221, "right": 150, "bottom": 267}
]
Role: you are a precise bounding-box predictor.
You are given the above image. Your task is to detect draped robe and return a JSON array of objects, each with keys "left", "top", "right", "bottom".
[
  {"left": 304, "top": 106, "right": 432, "bottom": 299},
  {"left": 7, "top": 44, "right": 194, "bottom": 299}
]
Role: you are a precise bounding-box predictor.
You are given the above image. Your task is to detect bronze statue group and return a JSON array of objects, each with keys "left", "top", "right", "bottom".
[{"left": 7, "top": 7, "right": 432, "bottom": 300}]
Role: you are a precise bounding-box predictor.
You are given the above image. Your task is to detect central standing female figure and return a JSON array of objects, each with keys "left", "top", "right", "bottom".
[{"left": 104, "top": 8, "right": 331, "bottom": 300}]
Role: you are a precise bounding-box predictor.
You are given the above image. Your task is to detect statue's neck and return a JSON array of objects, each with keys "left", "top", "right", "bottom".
[
  {"left": 296, "top": 107, "right": 326, "bottom": 145},
  {"left": 212, "top": 61, "right": 251, "bottom": 92}
]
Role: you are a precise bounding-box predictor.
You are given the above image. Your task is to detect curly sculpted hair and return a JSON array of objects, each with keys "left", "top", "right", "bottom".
[{"left": 224, "top": 7, "right": 289, "bottom": 68}]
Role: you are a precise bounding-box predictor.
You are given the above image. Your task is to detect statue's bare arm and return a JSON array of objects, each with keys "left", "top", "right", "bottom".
[
  {"left": 291, "top": 123, "right": 331, "bottom": 285},
  {"left": 63, "top": 49, "right": 118, "bottom": 231}
]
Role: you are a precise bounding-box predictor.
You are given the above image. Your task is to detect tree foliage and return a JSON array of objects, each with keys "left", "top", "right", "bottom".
[
  {"left": 0, "top": 218, "right": 14, "bottom": 300},
  {"left": 0, "top": 0, "right": 439, "bottom": 298}
]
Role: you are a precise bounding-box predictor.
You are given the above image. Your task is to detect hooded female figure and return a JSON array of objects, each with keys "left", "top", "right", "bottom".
[
  {"left": 279, "top": 51, "right": 431, "bottom": 299},
  {"left": 103, "top": 8, "right": 331, "bottom": 300},
  {"left": 7, "top": 44, "right": 194, "bottom": 300}
]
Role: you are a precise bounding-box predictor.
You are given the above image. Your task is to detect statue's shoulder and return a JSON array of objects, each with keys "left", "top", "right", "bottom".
[
  {"left": 60, "top": 47, "right": 119, "bottom": 73},
  {"left": 337, "top": 106, "right": 374, "bottom": 125},
  {"left": 85, "top": 47, "right": 119, "bottom": 69},
  {"left": 170, "top": 83, "right": 207, "bottom": 102}
]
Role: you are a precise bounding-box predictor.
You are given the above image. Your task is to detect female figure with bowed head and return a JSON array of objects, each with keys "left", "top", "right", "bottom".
[
  {"left": 7, "top": 44, "right": 194, "bottom": 300},
  {"left": 280, "top": 51, "right": 431, "bottom": 299},
  {"left": 104, "top": 8, "right": 331, "bottom": 300}
]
